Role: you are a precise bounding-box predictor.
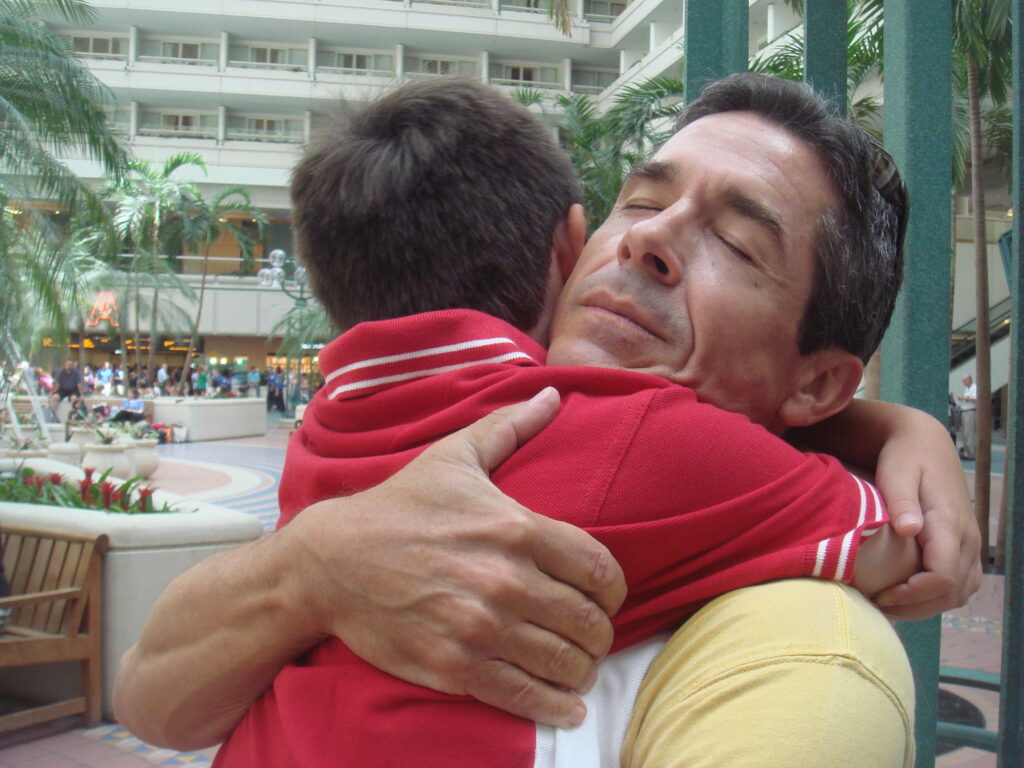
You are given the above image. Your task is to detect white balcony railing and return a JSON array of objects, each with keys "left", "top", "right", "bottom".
[
  {"left": 137, "top": 127, "right": 217, "bottom": 140},
  {"left": 225, "top": 130, "right": 303, "bottom": 144},
  {"left": 227, "top": 60, "right": 308, "bottom": 72},
  {"left": 491, "top": 78, "right": 563, "bottom": 90},
  {"left": 137, "top": 55, "right": 216, "bottom": 67},
  {"left": 316, "top": 66, "right": 393, "bottom": 77}
]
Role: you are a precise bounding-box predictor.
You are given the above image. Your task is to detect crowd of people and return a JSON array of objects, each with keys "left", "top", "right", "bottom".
[{"left": 16, "top": 359, "right": 320, "bottom": 419}]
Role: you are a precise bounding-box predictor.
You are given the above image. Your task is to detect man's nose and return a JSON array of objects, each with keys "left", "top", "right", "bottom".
[{"left": 615, "top": 209, "right": 686, "bottom": 285}]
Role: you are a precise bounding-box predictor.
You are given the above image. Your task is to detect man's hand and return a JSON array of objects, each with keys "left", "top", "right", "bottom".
[
  {"left": 871, "top": 409, "right": 982, "bottom": 620},
  {"left": 114, "top": 388, "right": 624, "bottom": 749},
  {"left": 289, "top": 386, "right": 626, "bottom": 727}
]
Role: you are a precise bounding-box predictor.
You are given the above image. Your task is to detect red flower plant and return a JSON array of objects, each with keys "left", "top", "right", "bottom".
[
  {"left": 32, "top": 476, "right": 44, "bottom": 492},
  {"left": 78, "top": 476, "right": 94, "bottom": 504},
  {"left": 83, "top": 467, "right": 95, "bottom": 482},
  {"left": 48, "top": 473, "right": 64, "bottom": 485},
  {"left": 138, "top": 487, "right": 155, "bottom": 513},
  {"left": 99, "top": 481, "right": 117, "bottom": 509}
]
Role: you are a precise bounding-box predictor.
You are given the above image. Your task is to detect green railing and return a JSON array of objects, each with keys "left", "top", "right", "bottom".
[{"left": 684, "top": 2, "right": 1021, "bottom": 765}]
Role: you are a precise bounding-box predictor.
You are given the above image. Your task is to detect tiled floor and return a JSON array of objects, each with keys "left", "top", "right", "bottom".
[{"left": 0, "top": 426, "right": 1013, "bottom": 767}]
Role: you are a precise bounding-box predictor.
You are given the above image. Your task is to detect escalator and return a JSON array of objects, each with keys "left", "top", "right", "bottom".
[{"left": 950, "top": 295, "right": 1013, "bottom": 369}]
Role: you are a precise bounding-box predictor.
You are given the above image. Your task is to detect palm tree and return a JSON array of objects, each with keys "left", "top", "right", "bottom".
[
  {"left": 952, "top": 0, "right": 1011, "bottom": 564},
  {"left": 0, "top": 0, "right": 128, "bottom": 368},
  {"left": 176, "top": 188, "right": 267, "bottom": 391},
  {"left": 107, "top": 153, "right": 208, "bottom": 372},
  {"left": 749, "top": 0, "right": 883, "bottom": 133}
]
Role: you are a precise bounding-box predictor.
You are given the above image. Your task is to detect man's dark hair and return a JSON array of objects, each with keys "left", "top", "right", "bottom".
[
  {"left": 291, "top": 77, "right": 581, "bottom": 332},
  {"left": 678, "top": 73, "right": 903, "bottom": 363}
]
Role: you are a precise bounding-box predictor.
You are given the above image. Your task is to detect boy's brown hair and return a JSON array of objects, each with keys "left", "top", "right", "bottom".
[{"left": 290, "top": 77, "right": 581, "bottom": 332}]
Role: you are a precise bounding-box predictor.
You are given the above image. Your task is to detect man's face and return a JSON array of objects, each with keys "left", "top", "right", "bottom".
[{"left": 548, "top": 111, "right": 838, "bottom": 432}]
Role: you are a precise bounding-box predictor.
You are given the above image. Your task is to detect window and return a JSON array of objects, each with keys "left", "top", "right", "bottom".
[
  {"left": 71, "top": 35, "right": 125, "bottom": 57},
  {"left": 162, "top": 114, "right": 195, "bottom": 132},
  {"left": 162, "top": 42, "right": 200, "bottom": 60},
  {"left": 138, "top": 39, "right": 217, "bottom": 63},
  {"left": 340, "top": 53, "right": 369, "bottom": 70},
  {"left": 425, "top": 59, "right": 451, "bottom": 74},
  {"left": 252, "top": 47, "right": 283, "bottom": 64},
  {"left": 583, "top": 0, "right": 625, "bottom": 19},
  {"left": 509, "top": 66, "right": 536, "bottom": 82},
  {"left": 140, "top": 111, "right": 216, "bottom": 137},
  {"left": 316, "top": 50, "right": 393, "bottom": 75}
]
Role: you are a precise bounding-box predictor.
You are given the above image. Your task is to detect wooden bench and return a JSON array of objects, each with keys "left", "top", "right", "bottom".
[{"left": 0, "top": 524, "right": 108, "bottom": 733}]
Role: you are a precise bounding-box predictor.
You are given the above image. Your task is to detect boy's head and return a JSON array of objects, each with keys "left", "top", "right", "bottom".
[{"left": 290, "top": 77, "right": 583, "bottom": 335}]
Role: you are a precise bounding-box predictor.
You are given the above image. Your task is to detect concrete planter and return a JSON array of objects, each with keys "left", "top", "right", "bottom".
[
  {"left": 132, "top": 439, "right": 160, "bottom": 479},
  {"left": 68, "top": 427, "right": 96, "bottom": 451},
  {"left": 1, "top": 449, "right": 48, "bottom": 459},
  {"left": 0, "top": 458, "right": 263, "bottom": 719},
  {"left": 151, "top": 396, "right": 267, "bottom": 441},
  {"left": 46, "top": 441, "right": 81, "bottom": 467},
  {"left": 81, "top": 443, "right": 132, "bottom": 480}
]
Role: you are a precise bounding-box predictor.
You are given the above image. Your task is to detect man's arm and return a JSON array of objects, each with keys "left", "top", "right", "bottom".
[
  {"left": 795, "top": 398, "right": 981, "bottom": 619},
  {"left": 114, "top": 388, "right": 626, "bottom": 750}
]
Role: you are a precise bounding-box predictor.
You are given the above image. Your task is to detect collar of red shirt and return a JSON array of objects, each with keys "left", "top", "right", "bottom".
[{"left": 318, "top": 310, "right": 546, "bottom": 402}]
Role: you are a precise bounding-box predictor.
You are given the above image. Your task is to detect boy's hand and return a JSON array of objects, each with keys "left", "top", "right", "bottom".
[{"left": 871, "top": 412, "right": 981, "bottom": 619}]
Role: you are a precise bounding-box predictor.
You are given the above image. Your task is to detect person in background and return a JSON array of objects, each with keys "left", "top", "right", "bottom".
[
  {"left": 111, "top": 388, "right": 146, "bottom": 423},
  {"left": 196, "top": 365, "right": 208, "bottom": 397},
  {"left": 247, "top": 366, "right": 262, "bottom": 398},
  {"left": 957, "top": 373, "right": 978, "bottom": 460},
  {"left": 266, "top": 366, "right": 287, "bottom": 413},
  {"left": 96, "top": 361, "right": 114, "bottom": 396}
]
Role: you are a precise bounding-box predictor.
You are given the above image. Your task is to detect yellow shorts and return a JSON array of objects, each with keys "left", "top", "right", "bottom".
[{"left": 622, "top": 579, "right": 915, "bottom": 768}]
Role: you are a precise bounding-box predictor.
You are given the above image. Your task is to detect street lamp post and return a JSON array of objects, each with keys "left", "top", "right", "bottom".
[{"left": 257, "top": 249, "right": 309, "bottom": 412}]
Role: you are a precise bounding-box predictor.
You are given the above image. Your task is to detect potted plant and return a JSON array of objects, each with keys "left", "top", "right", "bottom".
[
  {"left": 114, "top": 422, "right": 160, "bottom": 478},
  {"left": 1, "top": 430, "right": 48, "bottom": 459},
  {"left": 81, "top": 428, "right": 133, "bottom": 479}
]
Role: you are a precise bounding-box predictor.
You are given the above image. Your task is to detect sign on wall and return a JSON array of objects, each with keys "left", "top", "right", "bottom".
[{"left": 86, "top": 291, "right": 120, "bottom": 327}]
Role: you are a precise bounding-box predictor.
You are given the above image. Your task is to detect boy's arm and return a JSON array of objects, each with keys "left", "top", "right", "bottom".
[
  {"left": 114, "top": 389, "right": 626, "bottom": 750},
  {"left": 794, "top": 398, "right": 981, "bottom": 619}
]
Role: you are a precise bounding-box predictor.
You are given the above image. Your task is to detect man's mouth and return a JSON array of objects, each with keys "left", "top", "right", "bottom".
[{"left": 582, "top": 292, "right": 667, "bottom": 342}]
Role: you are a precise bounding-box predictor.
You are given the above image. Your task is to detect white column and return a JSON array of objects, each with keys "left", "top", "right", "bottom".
[
  {"left": 480, "top": 50, "right": 490, "bottom": 83},
  {"left": 492, "top": 0, "right": 501, "bottom": 14},
  {"left": 129, "top": 101, "right": 139, "bottom": 139},
  {"left": 576, "top": 0, "right": 585, "bottom": 21},
  {"left": 219, "top": 31, "right": 229, "bottom": 70},
  {"left": 217, "top": 105, "right": 226, "bottom": 144},
  {"left": 618, "top": 48, "right": 627, "bottom": 74},
  {"left": 395, "top": 42, "right": 404, "bottom": 78},
  {"left": 127, "top": 26, "right": 138, "bottom": 66},
  {"left": 308, "top": 36, "right": 317, "bottom": 76},
  {"left": 766, "top": 2, "right": 776, "bottom": 42},
  {"left": 304, "top": 110, "right": 312, "bottom": 144},
  {"left": 562, "top": 57, "right": 572, "bottom": 92}
]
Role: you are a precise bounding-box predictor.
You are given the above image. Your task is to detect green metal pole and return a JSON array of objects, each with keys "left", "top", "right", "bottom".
[
  {"left": 998, "top": 1, "right": 1023, "bottom": 763},
  {"left": 803, "top": 0, "right": 848, "bottom": 117},
  {"left": 880, "top": 1, "right": 952, "bottom": 766},
  {"left": 684, "top": 0, "right": 748, "bottom": 103}
]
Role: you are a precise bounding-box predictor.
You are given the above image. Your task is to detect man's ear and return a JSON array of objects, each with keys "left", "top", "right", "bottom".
[
  {"left": 777, "top": 349, "right": 864, "bottom": 428},
  {"left": 552, "top": 204, "right": 587, "bottom": 281}
]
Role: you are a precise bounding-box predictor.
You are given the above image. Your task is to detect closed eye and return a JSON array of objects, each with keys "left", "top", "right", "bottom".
[
  {"left": 718, "top": 234, "right": 753, "bottom": 263},
  {"left": 621, "top": 202, "right": 662, "bottom": 212}
]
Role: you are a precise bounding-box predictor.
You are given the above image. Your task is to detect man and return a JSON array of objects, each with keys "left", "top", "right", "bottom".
[
  {"left": 96, "top": 360, "right": 113, "bottom": 395},
  {"left": 958, "top": 373, "right": 978, "bottom": 459},
  {"left": 50, "top": 359, "right": 84, "bottom": 421},
  {"left": 115, "top": 75, "right": 979, "bottom": 764},
  {"left": 246, "top": 365, "right": 261, "bottom": 398}
]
